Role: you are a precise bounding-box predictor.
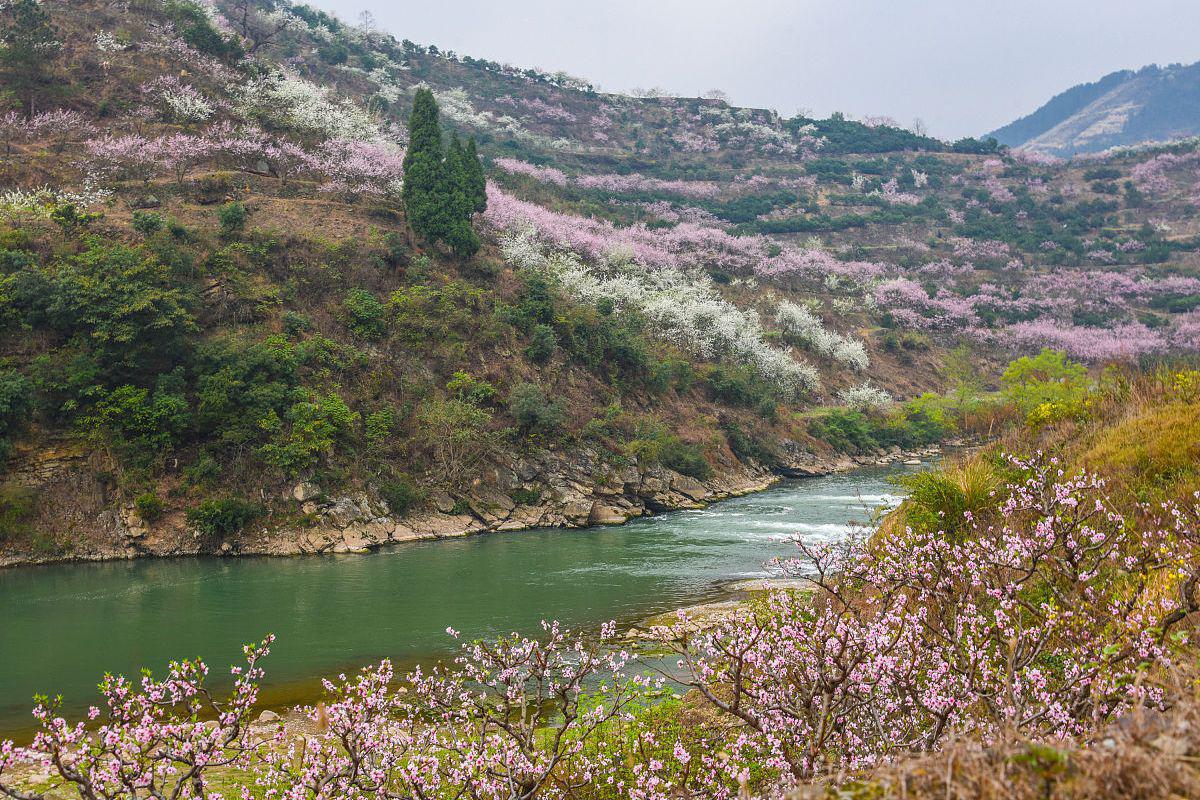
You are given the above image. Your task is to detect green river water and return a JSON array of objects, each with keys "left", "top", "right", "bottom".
[{"left": 0, "top": 464, "right": 919, "bottom": 738}]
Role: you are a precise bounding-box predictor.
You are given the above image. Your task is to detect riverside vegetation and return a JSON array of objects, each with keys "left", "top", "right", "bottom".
[
  {"left": 2, "top": 365, "right": 1199, "bottom": 798},
  {"left": 2, "top": 0, "right": 1200, "bottom": 796}
]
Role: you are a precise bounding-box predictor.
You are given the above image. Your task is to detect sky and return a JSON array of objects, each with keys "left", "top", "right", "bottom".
[{"left": 305, "top": 0, "right": 1200, "bottom": 140}]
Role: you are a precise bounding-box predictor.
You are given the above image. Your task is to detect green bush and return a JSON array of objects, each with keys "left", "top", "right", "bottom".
[
  {"left": 79, "top": 378, "right": 190, "bottom": 467},
  {"left": 658, "top": 438, "right": 711, "bottom": 480},
  {"left": 134, "top": 492, "right": 164, "bottom": 522},
  {"left": 508, "top": 382, "right": 567, "bottom": 437},
  {"left": 0, "top": 484, "right": 35, "bottom": 542},
  {"left": 1001, "top": 349, "right": 1091, "bottom": 425},
  {"left": 722, "top": 421, "right": 778, "bottom": 466},
  {"left": 131, "top": 211, "right": 165, "bottom": 237},
  {"left": 218, "top": 202, "right": 248, "bottom": 238},
  {"left": 704, "top": 365, "right": 774, "bottom": 409},
  {"left": 342, "top": 288, "right": 388, "bottom": 339},
  {"left": 525, "top": 324, "right": 558, "bottom": 365},
  {"left": 378, "top": 475, "right": 424, "bottom": 516},
  {"left": 259, "top": 392, "right": 359, "bottom": 476},
  {"left": 186, "top": 497, "right": 263, "bottom": 540},
  {"left": 0, "top": 368, "right": 33, "bottom": 463},
  {"left": 510, "top": 487, "right": 542, "bottom": 505},
  {"left": 446, "top": 371, "right": 496, "bottom": 405}
]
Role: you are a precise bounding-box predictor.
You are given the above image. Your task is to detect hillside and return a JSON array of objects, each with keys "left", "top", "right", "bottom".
[
  {"left": 989, "top": 61, "right": 1200, "bottom": 157},
  {"left": 1, "top": 0, "right": 1200, "bottom": 567}
]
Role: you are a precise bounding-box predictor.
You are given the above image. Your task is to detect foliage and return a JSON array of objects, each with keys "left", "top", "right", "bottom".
[
  {"left": 185, "top": 496, "right": 263, "bottom": 540},
  {"left": 218, "top": 201, "right": 248, "bottom": 238},
  {"left": 134, "top": 491, "right": 163, "bottom": 523},
  {"left": 342, "top": 288, "right": 387, "bottom": 339},
  {"left": 657, "top": 437, "right": 712, "bottom": 479},
  {"left": 378, "top": 475, "right": 424, "bottom": 516},
  {"left": 259, "top": 392, "right": 358, "bottom": 476},
  {"left": 0, "top": 483, "right": 34, "bottom": 542},
  {"left": 1001, "top": 348, "right": 1091, "bottom": 425},
  {"left": 0, "top": 0, "right": 61, "bottom": 117},
  {"left": 402, "top": 90, "right": 481, "bottom": 256},
  {"left": 524, "top": 323, "right": 558, "bottom": 365},
  {"left": 507, "top": 382, "right": 567, "bottom": 438},
  {"left": 415, "top": 396, "right": 496, "bottom": 484},
  {"left": 0, "top": 368, "right": 32, "bottom": 463}
]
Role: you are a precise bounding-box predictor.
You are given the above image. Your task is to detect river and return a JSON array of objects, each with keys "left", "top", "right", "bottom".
[{"left": 0, "top": 464, "right": 920, "bottom": 738}]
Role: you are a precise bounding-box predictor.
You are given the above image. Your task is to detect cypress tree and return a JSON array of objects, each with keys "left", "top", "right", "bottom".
[
  {"left": 444, "top": 133, "right": 480, "bottom": 257},
  {"left": 402, "top": 88, "right": 454, "bottom": 243},
  {"left": 465, "top": 137, "right": 487, "bottom": 213},
  {"left": 401, "top": 90, "right": 479, "bottom": 257},
  {"left": 0, "top": 0, "right": 61, "bottom": 118}
]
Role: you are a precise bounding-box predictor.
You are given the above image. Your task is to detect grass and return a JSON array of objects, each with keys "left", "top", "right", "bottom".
[{"left": 1078, "top": 399, "right": 1200, "bottom": 503}]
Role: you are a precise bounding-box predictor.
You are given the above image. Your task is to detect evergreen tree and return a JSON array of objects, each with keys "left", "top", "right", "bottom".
[
  {"left": 401, "top": 90, "right": 480, "bottom": 257},
  {"left": 442, "top": 133, "right": 480, "bottom": 257},
  {"left": 0, "top": 0, "right": 61, "bottom": 118},
  {"left": 465, "top": 137, "right": 487, "bottom": 213},
  {"left": 402, "top": 88, "right": 455, "bottom": 244}
]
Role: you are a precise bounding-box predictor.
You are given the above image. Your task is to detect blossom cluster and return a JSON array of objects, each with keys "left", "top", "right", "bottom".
[
  {"left": 500, "top": 225, "right": 820, "bottom": 398},
  {"left": 774, "top": 300, "right": 869, "bottom": 370}
]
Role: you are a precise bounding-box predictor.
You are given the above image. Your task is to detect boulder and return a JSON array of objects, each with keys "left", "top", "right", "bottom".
[
  {"left": 588, "top": 502, "right": 629, "bottom": 525},
  {"left": 293, "top": 481, "right": 321, "bottom": 502}
]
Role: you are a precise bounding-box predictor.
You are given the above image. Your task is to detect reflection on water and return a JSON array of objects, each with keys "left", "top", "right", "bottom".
[{"left": 0, "top": 464, "right": 920, "bottom": 736}]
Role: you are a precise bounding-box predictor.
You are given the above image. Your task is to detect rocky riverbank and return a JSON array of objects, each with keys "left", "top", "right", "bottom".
[{"left": 0, "top": 440, "right": 948, "bottom": 568}]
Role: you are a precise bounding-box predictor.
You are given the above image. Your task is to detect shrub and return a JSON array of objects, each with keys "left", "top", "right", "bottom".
[
  {"left": 658, "top": 437, "right": 712, "bottom": 480},
  {"left": 0, "top": 368, "right": 33, "bottom": 463},
  {"left": 186, "top": 497, "right": 263, "bottom": 540},
  {"left": 363, "top": 408, "right": 397, "bottom": 454},
  {"left": 79, "top": 379, "right": 191, "bottom": 467},
  {"left": 134, "top": 492, "right": 164, "bottom": 522},
  {"left": 525, "top": 324, "right": 558, "bottom": 365},
  {"left": 510, "top": 487, "right": 542, "bottom": 505},
  {"left": 0, "top": 484, "right": 35, "bottom": 542},
  {"left": 282, "top": 311, "right": 312, "bottom": 337},
  {"left": 1001, "top": 348, "right": 1090, "bottom": 425},
  {"left": 722, "top": 421, "right": 778, "bottom": 466},
  {"left": 508, "top": 382, "right": 567, "bottom": 437},
  {"left": 378, "top": 475, "right": 424, "bottom": 516},
  {"left": 259, "top": 392, "right": 359, "bottom": 476},
  {"left": 446, "top": 371, "right": 496, "bottom": 405},
  {"left": 218, "top": 202, "right": 248, "bottom": 238},
  {"left": 132, "top": 211, "right": 165, "bottom": 237},
  {"left": 342, "top": 288, "right": 387, "bottom": 339},
  {"left": 415, "top": 397, "right": 496, "bottom": 484},
  {"left": 895, "top": 459, "right": 1003, "bottom": 539},
  {"left": 704, "top": 365, "right": 774, "bottom": 409}
]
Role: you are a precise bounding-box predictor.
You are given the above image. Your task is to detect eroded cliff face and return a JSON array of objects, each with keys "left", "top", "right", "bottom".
[{"left": 0, "top": 438, "right": 944, "bottom": 568}]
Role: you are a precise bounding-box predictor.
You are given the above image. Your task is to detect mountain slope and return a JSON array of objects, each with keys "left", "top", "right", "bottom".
[{"left": 990, "top": 62, "right": 1200, "bottom": 157}]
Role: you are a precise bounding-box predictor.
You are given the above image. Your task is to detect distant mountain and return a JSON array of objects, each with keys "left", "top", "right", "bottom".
[{"left": 988, "top": 62, "right": 1200, "bottom": 157}]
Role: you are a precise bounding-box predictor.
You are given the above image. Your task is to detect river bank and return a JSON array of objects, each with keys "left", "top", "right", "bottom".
[
  {"left": 0, "top": 440, "right": 949, "bottom": 570},
  {"left": 0, "top": 464, "right": 921, "bottom": 735}
]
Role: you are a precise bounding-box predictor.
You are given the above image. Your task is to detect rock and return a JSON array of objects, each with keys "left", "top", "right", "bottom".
[
  {"left": 904, "top": 458, "right": 922, "bottom": 466},
  {"left": 324, "top": 497, "right": 364, "bottom": 528},
  {"left": 219, "top": 542, "right": 232, "bottom": 554},
  {"left": 561, "top": 499, "right": 595, "bottom": 527},
  {"left": 724, "top": 578, "right": 814, "bottom": 593},
  {"left": 293, "top": 482, "right": 321, "bottom": 502},
  {"left": 588, "top": 502, "right": 629, "bottom": 525},
  {"left": 256, "top": 710, "right": 281, "bottom": 724},
  {"left": 671, "top": 475, "right": 710, "bottom": 502},
  {"left": 431, "top": 491, "right": 456, "bottom": 515}
]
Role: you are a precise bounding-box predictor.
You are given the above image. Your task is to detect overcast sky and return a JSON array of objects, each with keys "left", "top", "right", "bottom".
[{"left": 305, "top": 0, "right": 1200, "bottom": 139}]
